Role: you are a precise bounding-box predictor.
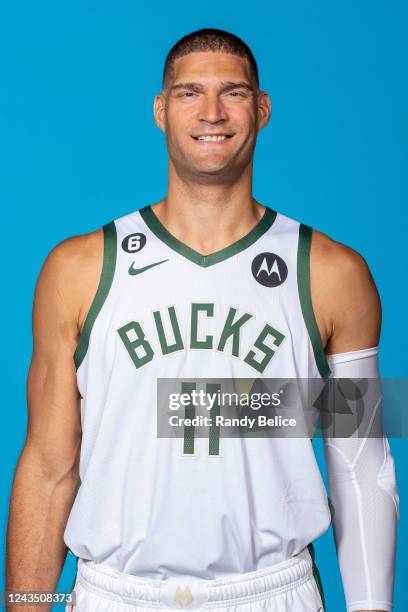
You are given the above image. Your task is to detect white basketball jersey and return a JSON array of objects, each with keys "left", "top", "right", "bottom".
[{"left": 64, "top": 205, "right": 332, "bottom": 579}]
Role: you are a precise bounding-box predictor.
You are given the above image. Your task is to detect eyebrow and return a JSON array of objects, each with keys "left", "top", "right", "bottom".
[{"left": 170, "top": 81, "right": 255, "bottom": 93}]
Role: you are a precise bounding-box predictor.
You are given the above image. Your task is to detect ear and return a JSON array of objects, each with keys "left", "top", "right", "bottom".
[
  {"left": 256, "top": 91, "right": 272, "bottom": 132},
  {"left": 153, "top": 92, "right": 166, "bottom": 133}
]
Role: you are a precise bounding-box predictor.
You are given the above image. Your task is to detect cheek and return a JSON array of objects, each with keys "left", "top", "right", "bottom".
[
  {"left": 167, "top": 105, "right": 196, "bottom": 133},
  {"left": 231, "top": 106, "right": 256, "bottom": 127}
]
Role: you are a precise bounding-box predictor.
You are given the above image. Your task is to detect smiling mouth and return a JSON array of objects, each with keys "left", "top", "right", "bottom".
[{"left": 192, "top": 134, "right": 233, "bottom": 143}]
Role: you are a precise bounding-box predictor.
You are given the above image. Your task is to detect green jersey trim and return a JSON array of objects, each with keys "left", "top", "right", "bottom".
[
  {"left": 307, "top": 542, "right": 326, "bottom": 610},
  {"left": 139, "top": 205, "right": 277, "bottom": 268},
  {"left": 297, "top": 224, "right": 331, "bottom": 379},
  {"left": 74, "top": 221, "right": 117, "bottom": 370}
]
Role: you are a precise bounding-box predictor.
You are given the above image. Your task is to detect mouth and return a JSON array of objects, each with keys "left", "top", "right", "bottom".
[{"left": 191, "top": 134, "right": 234, "bottom": 144}]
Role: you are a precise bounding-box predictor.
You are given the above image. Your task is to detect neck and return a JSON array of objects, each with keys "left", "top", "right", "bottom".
[{"left": 150, "top": 163, "right": 266, "bottom": 255}]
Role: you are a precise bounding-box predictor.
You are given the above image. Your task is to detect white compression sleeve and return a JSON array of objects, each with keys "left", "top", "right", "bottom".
[{"left": 323, "top": 347, "right": 399, "bottom": 612}]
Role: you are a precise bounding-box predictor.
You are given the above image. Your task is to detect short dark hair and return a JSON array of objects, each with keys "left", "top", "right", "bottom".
[{"left": 162, "top": 28, "right": 259, "bottom": 89}]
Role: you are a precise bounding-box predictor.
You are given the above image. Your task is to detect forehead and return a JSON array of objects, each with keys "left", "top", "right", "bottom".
[{"left": 170, "top": 51, "right": 253, "bottom": 85}]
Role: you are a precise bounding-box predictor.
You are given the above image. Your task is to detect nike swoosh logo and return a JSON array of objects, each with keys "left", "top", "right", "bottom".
[{"left": 128, "top": 259, "right": 169, "bottom": 276}]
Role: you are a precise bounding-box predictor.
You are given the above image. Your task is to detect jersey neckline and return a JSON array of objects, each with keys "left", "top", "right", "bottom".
[{"left": 139, "top": 205, "right": 277, "bottom": 268}]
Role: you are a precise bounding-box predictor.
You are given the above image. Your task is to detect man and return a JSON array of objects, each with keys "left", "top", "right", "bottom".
[{"left": 6, "top": 28, "right": 398, "bottom": 612}]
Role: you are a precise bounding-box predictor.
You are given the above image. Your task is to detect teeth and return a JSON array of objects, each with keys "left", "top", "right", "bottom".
[{"left": 197, "top": 135, "right": 227, "bottom": 141}]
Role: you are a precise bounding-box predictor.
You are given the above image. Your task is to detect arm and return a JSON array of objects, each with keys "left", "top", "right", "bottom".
[
  {"left": 5, "top": 230, "right": 103, "bottom": 611},
  {"left": 311, "top": 230, "right": 399, "bottom": 612}
]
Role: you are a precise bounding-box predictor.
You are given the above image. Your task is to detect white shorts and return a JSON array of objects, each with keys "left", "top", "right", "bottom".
[{"left": 66, "top": 546, "right": 325, "bottom": 612}]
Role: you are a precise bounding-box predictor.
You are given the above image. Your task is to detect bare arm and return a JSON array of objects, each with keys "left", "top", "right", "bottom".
[
  {"left": 311, "top": 229, "right": 381, "bottom": 355},
  {"left": 311, "top": 230, "right": 394, "bottom": 612},
  {"left": 6, "top": 230, "right": 103, "bottom": 611}
]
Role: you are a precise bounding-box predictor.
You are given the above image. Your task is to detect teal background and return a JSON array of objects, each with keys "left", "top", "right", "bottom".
[{"left": 1, "top": 1, "right": 406, "bottom": 610}]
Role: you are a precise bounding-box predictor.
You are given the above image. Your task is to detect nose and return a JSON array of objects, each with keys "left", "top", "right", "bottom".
[{"left": 197, "top": 93, "right": 227, "bottom": 124}]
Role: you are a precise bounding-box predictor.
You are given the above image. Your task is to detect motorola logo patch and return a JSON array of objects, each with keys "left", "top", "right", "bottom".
[
  {"left": 252, "top": 253, "right": 288, "bottom": 287},
  {"left": 122, "top": 233, "right": 146, "bottom": 253}
]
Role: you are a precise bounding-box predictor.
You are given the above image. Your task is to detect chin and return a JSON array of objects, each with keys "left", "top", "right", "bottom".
[
  {"left": 190, "top": 156, "right": 231, "bottom": 173},
  {"left": 192, "top": 163, "right": 230, "bottom": 176}
]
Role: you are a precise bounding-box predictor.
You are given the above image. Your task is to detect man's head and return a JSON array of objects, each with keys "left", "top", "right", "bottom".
[{"left": 154, "top": 28, "right": 271, "bottom": 183}]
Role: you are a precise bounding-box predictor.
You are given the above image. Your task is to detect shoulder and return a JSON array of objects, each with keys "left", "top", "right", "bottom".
[
  {"left": 35, "top": 228, "right": 104, "bottom": 330},
  {"left": 309, "top": 229, "right": 381, "bottom": 352},
  {"left": 310, "top": 229, "right": 373, "bottom": 287},
  {"left": 38, "top": 229, "right": 103, "bottom": 291}
]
